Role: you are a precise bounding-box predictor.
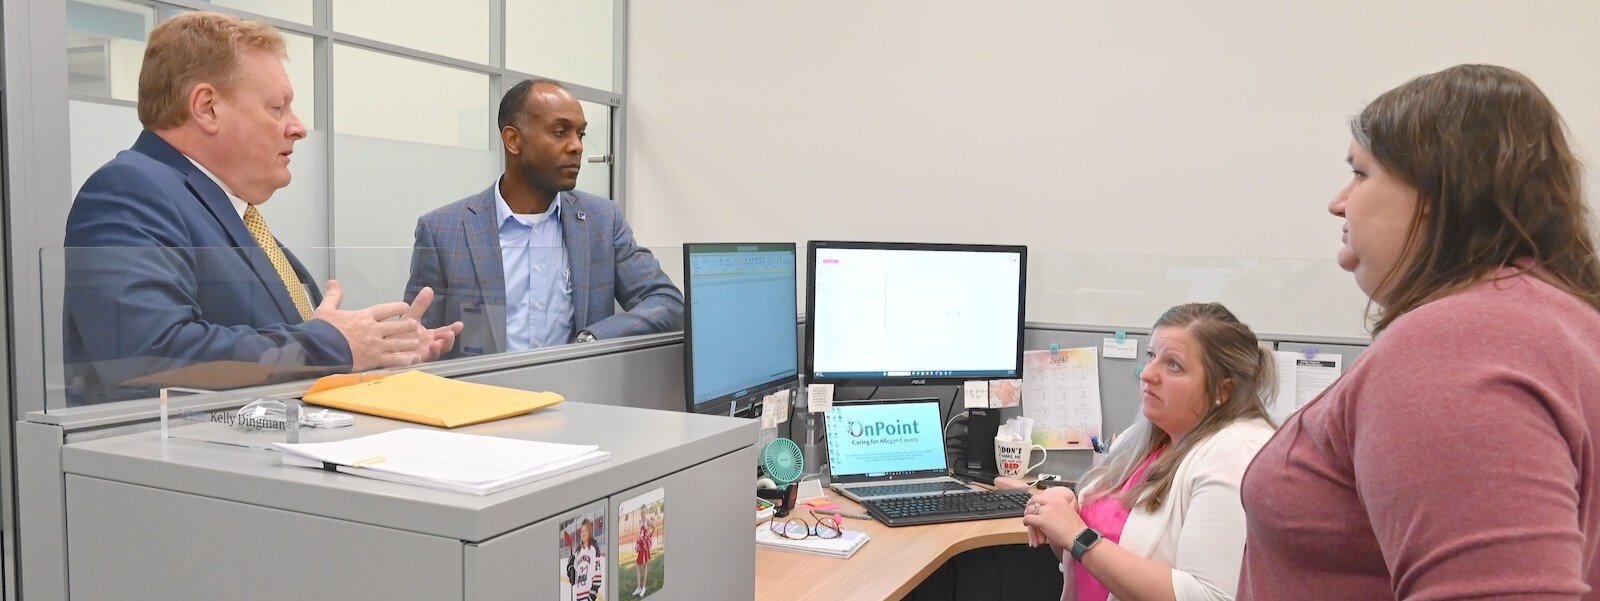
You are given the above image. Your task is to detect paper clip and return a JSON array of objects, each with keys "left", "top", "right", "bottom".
[
  {"left": 1115, "top": 330, "right": 1127, "bottom": 343},
  {"left": 1304, "top": 346, "right": 1319, "bottom": 360}
]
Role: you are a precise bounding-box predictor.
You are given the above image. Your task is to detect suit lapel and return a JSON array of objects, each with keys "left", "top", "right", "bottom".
[
  {"left": 132, "top": 132, "right": 301, "bottom": 322},
  {"left": 464, "top": 186, "right": 508, "bottom": 353},
  {"left": 560, "top": 191, "right": 592, "bottom": 331}
]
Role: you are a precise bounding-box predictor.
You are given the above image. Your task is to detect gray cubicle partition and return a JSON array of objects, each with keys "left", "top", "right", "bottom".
[
  {"left": 14, "top": 324, "right": 1365, "bottom": 600},
  {"left": 16, "top": 334, "right": 748, "bottom": 601},
  {"left": 1022, "top": 324, "right": 1369, "bottom": 480}
]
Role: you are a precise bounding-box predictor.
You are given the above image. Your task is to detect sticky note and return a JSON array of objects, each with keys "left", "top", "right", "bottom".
[
  {"left": 1103, "top": 337, "right": 1137, "bottom": 360},
  {"left": 772, "top": 391, "right": 790, "bottom": 424},
  {"left": 806, "top": 383, "right": 834, "bottom": 413},
  {"left": 963, "top": 380, "right": 990, "bottom": 409},
  {"left": 759, "top": 398, "right": 778, "bottom": 429}
]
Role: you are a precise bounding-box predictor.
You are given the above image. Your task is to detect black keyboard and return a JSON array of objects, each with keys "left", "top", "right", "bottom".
[
  {"left": 847, "top": 481, "right": 973, "bottom": 498},
  {"left": 861, "top": 489, "right": 1035, "bottom": 527}
]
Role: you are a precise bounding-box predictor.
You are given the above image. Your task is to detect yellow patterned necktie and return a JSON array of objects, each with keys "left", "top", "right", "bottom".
[{"left": 242, "top": 205, "right": 314, "bottom": 321}]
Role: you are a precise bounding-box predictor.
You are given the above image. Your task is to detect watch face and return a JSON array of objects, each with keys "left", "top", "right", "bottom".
[{"left": 1074, "top": 528, "right": 1100, "bottom": 547}]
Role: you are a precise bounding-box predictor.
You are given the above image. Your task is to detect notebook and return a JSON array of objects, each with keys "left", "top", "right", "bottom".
[
  {"left": 755, "top": 525, "right": 870, "bottom": 558},
  {"left": 825, "top": 398, "right": 977, "bottom": 502}
]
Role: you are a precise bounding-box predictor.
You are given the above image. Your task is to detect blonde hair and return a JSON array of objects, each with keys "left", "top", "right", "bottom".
[
  {"left": 1077, "top": 303, "right": 1277, "bottom": 512},
  {"left": 138, "top": 11, "right": 286, "bottom": 129}
]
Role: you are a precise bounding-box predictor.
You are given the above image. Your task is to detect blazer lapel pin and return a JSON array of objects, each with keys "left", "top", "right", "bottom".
[{"left": 575, "top": 211, "right": 587, "bottom": 222}]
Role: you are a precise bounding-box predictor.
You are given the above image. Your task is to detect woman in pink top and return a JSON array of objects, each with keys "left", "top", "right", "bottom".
[
  {"left": 1239, "top": 65, "right": 1600, "bottom": 599},
  {"left": 1023, "top": 303, "right": 1277, "bottom": 601}
]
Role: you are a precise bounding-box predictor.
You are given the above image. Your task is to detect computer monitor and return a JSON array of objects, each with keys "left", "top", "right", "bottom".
[
  {"left": 683, "top": 243, "right": 800, "bottom": 416},
  {"left": 805, "top": 241, "right": 1026, "bottom": 387}
]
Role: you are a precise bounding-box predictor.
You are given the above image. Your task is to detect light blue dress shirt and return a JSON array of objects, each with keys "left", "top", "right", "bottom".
[{"left": 495, "top": 179, "right": 575, "bottom": 351}]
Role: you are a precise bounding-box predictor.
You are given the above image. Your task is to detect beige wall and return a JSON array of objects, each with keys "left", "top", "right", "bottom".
[{"left": 625, "top": 1, "right": 1600, "bottom": 336}]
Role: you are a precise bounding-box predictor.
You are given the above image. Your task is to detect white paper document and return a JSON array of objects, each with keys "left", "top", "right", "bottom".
[
  {"left": 1021, "top": 348, "right": 1103, "bottom": 450},
  {"left": 963, "top": 380, "right": 991, "bottom": 409},
  {"left": 274, "top": 428, "right": 609, "bottom": 495},
  {"left": 1102, "top": 337, "right": 1138, "bottom": 360},
  {"left": 806, "top": 383, "right": 835, "bottom": 413},
  {"left": 1269, "top": 351, "right": 1343, "bottom": 422}
]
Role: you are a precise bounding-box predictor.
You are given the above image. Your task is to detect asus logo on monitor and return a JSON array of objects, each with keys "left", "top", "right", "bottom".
[{"left": 910, "top": 379, "right": 927, "bottom": 385}]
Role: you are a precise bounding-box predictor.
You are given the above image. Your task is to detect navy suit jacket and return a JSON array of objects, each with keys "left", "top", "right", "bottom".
[
  {"left": 63, "top": 131, "right": 350, "bottom": 404},
  {"left": 405, "top": 185, "right": 683, "bottom": 357}
]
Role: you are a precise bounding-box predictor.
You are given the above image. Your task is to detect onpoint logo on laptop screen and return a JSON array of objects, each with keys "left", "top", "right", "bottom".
[{"left": 826, "top": 400, "right": 946, "bottom": 478}]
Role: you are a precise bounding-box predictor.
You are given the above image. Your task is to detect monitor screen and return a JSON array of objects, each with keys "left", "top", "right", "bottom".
[
  {"left": 806, "top": 241, "right": 1026, "bottom": 386},
  {"left": 825, "top": 399, "right": 948, "bottom": 478},
  {"left": 683, "top": 243, "right": 799, "bottom": 415}
]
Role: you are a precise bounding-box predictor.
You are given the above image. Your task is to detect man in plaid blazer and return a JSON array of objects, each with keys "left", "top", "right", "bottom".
[{"left": 405, "top": 80, "right": 682, "bottom": 358}]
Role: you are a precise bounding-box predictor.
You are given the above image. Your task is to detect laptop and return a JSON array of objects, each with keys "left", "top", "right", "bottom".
[{"left": 825, "top": 398, "right": 979, "bottom": 502}]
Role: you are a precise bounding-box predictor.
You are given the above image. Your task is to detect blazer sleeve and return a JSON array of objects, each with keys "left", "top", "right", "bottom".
[
  {"left": 404, "top": 216, "right": 449, "bottom": 331},
  {"left": 1168, "top": 429, "right": 1267, "bottom": 601},
  {"left": 580, "top": 212, "right": 683, "bottom": 339},
  {"left": 63, "top": 163, "right": 351, "bottom": 393}
]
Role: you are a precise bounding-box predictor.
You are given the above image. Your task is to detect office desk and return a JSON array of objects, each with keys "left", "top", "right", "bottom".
[{"left": 755, "top": 495, "right": 1030, "bottom": 600}]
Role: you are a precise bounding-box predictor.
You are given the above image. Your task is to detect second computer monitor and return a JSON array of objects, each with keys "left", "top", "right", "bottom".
[
  {"left": 805, "top": 241, "right": 1026, "bottom": 387},
  {"left": 683, "top": 243, "right": 800, "bottom": 416}
]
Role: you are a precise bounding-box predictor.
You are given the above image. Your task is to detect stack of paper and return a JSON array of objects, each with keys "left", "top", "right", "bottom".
[
  {"left": 755, "top": 525, "right": 870, "bottom": 558},
  {"left": 273, "top": 428, "right": 609, "bottom": 495}
]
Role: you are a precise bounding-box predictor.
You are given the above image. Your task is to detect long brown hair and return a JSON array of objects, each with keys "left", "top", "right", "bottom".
[
  {"left": 1078, "top": 303, "right": 1276, "bottom": 512},
  {"left": 1352, "top": 64, "right": 1600, "bottom": 334}
]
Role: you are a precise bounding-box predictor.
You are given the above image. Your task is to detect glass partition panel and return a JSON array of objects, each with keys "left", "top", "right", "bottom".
[
  {"left": 66, "top": 0, "right": 154, "bottom": 101},
  {"left": 205, "top": 0, "right": 314, "bottom": 25},
  {"left": 333, "top": 44, "right": 493, "bottom": 149},
  {"left": 66, "top": 2, "right": 318, "bottom": 128},
  {"left": 42, "top": 246, "right": 686, "bottom": 411},
  {"left": 505, "top": 0, "right": 615, "bottom": 92},
  {"left": 333, "top": 0, "right": 491, "bottom": 65},
  {"left": 576, "top": 100, "right": 612, "bottom": 199},
  {"left": 1026, "top": 253, "right": 1370, "bottom": 340}
]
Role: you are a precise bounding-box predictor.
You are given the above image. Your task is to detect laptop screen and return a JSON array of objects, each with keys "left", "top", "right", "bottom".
[{"left": 825, "top": 399, "right": 948, "bottom": 479}]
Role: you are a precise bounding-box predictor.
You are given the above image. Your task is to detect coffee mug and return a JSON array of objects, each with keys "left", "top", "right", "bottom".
[{"left": 994, "top": 437, "right": 1047, "bottom": 478}]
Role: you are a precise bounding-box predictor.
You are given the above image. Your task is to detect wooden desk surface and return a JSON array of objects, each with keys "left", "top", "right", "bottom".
[{"left": 755, "top": 494, "right": 1031, "bottom": 601}]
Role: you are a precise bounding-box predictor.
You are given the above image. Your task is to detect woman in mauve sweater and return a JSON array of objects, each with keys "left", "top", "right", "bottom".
[{"left": 1238, "top": 64, "right": 1600, "bottom": 599}]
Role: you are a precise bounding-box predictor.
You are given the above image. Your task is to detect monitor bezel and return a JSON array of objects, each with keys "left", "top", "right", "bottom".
[
  {"left": 682, "top": 242, "right": 801, "bottom": 416},
  {"left": 804, "top": 240, "right": 1027, "bottom": 388}
]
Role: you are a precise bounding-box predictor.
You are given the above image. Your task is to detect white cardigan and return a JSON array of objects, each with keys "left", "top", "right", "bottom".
[{"left": 1071, "top": 418, "right": 1274, "bottom": 601}]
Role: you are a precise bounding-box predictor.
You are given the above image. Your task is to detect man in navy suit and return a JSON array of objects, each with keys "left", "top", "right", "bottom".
[
  {"left": 64, "top": 12, "right": 461, "bottom": 404},
  {"left": 406, "top": 80, "right": 681, "bottom": 357}
]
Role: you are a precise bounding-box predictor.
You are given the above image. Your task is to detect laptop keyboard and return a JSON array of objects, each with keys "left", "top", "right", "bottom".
[
  {"left": 848, "top": 481, "right": 973, "bottom": 498},
  {"left": 861, "top": 489, "right": 1035, "bottom": 527}
]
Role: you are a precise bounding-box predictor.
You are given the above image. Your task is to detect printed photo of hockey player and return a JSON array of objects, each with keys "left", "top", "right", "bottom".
[{"left": 558, "top": 506, "right": 608, "bottom": 601}]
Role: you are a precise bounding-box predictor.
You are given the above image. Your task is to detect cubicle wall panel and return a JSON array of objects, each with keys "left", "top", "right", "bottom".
[
  {"left": 66, "top": 475, "right": 464, "bottom": 601},
  {"left": 466, "top": 447, "right": 755, "bottom": 601},
  {"left": 1021, "top": 328, "right": 1369, "bottom": 485},
  {"left": 460, "top": 344, "right": 686, "bottom": 413},
  {"left": 1021, "top": 329, "right": 1151, "bottom": 481},
  {"left": 16, "top": 422, "right": 68, "bottom": 601}
]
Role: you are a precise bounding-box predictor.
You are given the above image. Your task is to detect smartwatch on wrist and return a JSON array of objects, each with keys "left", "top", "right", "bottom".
[
  {"left": 574, "top": 331, "right": 597, "bottom": 343},
  {"left": 1070, "top": 528, "right": 1102, "bottom": 560}
]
